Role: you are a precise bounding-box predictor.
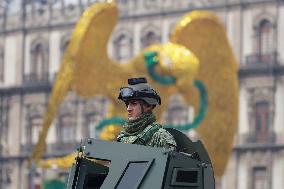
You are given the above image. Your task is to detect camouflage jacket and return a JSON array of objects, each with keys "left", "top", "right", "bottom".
[{"left": 117, "top": 122, "right": 177, "bottom": 151}]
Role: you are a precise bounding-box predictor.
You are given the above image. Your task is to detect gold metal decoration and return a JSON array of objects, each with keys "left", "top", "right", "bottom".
[
  {"left": 171, "top": 11, "right": 239, "bottom": 177},
  {"left": 38, "top": 153, "right": 77, "bottom": 169},
  {"left": 32, "top": 1, "right": 238, "bottom": 178},
  {"left": 99, "top": 125, "right": 123, "bottom": 141}
]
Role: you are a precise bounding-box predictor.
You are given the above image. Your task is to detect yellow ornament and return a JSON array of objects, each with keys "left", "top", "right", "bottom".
[
  {"left": 171, "top": 11, "right": 239, "bottom": 177},
  {"left": 100, "top": 125, "right": 122, "bottom": 141}
]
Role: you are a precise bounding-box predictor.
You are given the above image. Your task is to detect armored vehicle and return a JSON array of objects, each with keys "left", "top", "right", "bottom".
[{"left": 67, "top": 128, "right": 215, "bottom": 189}]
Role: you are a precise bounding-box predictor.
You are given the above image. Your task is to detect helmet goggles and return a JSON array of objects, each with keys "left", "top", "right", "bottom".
[{"left": 118, "top": 87, "right": 161, "bottom": 105}]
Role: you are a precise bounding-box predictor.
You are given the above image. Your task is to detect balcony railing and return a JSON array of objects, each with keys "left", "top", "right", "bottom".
[
  {"left": 244, "top": 132, "right": 276, "bottom": 144},
  {"left": 246, "top": 52, "right": 278, "bottom": 66},
  {"left": 22, "top": 72, "right": 58, "bottom": 87},
  {"left": 46, "top": 141, "right": 79, "bottom": 154},
  {"left": 20, "top": 143, "right": 35, "bottom": 155},
  {"left": 239, "top": 52, "right": 284, "bottom": 77},
  {"left": 23, "top": 73, "right": 50, "bottom": 86}
]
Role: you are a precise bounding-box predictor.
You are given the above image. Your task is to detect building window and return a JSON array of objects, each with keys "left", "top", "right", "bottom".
[
  {"left": 0, "top": 100, "right": 9, "bottom": 154},
  {"left": 258, "top": 19, "right": 273, "bottom": 54},
  {"left": 141, "top": 30, "right": 160, "bottom": 48},
  {"left": 0, "top": 48, "right": 4, "bottom": 82},
  {"left": 83, "top": 97, "right": 109, "bottom": 138},
  {"left": 0, "top": 165, "right": 12, "bottom": 187},
  {"left": 84, "top": 113, "right": 101, "bottom": 138},
  {"left": 114, "top": 34, "right": 132, "bottom": 62},
  {"left": 58, "top": 114, "right": 75, "bottom": 143},
  {"left": 30, "top": 116, "right": 43, "bottom": 144},
  {"left": 254, "top": 19, "right": 274, "bottom": 63},
  {"left": 30, "top": 41, "right": 48, "bottom": 81},
  {"left": 253, "top": 167, "right": 269, "bottom": 189},
  {"left": 26, "top": 104, "right": 45, "bottom": 144},
  {"left": 143, "top": 0, "right": 158, "bottom": 8},
  {"left": 52, "top": 0, "right": 63, "bottom": 9},
  {"left": 168, "top": 22, "right": 177, "bottom": 39},
  {"left": 117, "top": 0, "right": 128, "bottom": 4},
  {"left": 254, "top": 101, "right": 270, "bottom": 142},
  {"left": 60, "top": 34, "right": 70, "bottom": 58},
  {"left": 60, "top": 40, "right": 69, "bottom": 58},
  {"left": 6, "top": 0, "right": 20, "bottom": 16},
  {"left": 0, "top": 1, "right": 7, "bottom": 18},
  {"left": 64, "top": 0, "right": 77, "bottom": 11},
  {"left": 34, "top": 0, "right": 49, "bottom": 16},
  {"left": 165, "top": 95, "right": 193, "bottom": 126}
]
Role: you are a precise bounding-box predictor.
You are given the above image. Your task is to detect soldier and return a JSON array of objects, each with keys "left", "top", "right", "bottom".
[{"left": 117, "top": 77, "right": 177, "bottom": 150}]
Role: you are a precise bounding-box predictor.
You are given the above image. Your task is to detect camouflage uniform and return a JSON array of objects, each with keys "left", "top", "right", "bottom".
[{"left": 117, "top": 113, "right": 176, "bottom": 150}]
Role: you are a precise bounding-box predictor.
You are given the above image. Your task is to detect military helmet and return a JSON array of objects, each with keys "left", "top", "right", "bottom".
[{"left": 118, "top": 77, "right": 161, "bottom": 105}]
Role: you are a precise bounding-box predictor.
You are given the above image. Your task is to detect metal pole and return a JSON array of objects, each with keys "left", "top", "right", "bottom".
[
  {"left": 0, "top": 95, "right": 3, "bottom": 189},
  {"left": 30, "top": 161, "right": 36, "bottom": 189}
]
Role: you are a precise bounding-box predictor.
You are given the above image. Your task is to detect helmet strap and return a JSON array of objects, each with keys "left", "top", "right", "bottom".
[{"left": 139, "top": 101, "right": 145, "bottom": 114}]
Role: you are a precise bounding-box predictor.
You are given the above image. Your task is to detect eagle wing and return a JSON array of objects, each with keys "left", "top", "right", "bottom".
[{"left": 171, "top": 11, "right": 239, "bottom": 177}]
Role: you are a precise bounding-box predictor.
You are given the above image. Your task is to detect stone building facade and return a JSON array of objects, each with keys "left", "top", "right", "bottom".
[{"left": 0, "top": 0, "right": 284, "bottom": 189}]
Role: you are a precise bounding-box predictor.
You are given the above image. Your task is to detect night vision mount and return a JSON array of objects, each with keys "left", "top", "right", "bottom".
[{"left": 128, "top": 77, "right": 148, "bottom": 85}]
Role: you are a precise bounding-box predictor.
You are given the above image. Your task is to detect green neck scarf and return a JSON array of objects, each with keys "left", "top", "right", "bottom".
[{"left": 123, "top": 112, "right": 156, "bottom": 136}]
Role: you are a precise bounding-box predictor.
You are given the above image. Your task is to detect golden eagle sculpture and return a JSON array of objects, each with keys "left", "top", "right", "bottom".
[{"left": 32, "top": 1, "right": 238, "bottom": 178}]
